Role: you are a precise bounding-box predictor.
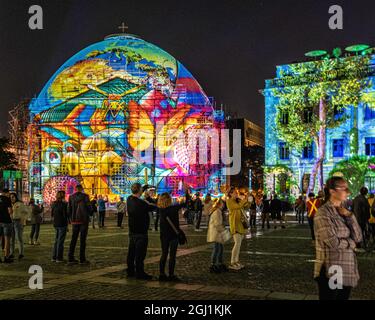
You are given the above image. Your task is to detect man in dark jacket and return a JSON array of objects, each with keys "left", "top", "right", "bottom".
[
  {"left": 126, "top": 183, "right": 156, "bottom": 280},
  {"left": 67, "top": 185, "right": 92, "bottom": 265},
  {"left": 353, "top": 187, "right": 370, "bottom": 248}
]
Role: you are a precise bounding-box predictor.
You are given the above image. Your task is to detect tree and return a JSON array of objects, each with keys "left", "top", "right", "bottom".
[
  {"left": 329, "top": 155, "right": 374, "bottom": 196},
  {"left": 272, "top": 54, "right": 371, "bottom": 193},
  {"left": 0, "top": 137, "right": 18, "bottom": 171}
]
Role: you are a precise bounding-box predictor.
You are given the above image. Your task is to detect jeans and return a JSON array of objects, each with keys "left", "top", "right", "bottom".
[
  {"left": 99, "top": 210, "right": 106, "bottom": 227},
  {"left": 117, "top": 212, "right": 124, "bottom": 227},
  {"left": 52, "top": 226, "right": 67, "bottom": 260},
  {"left": 159, "top": 237, "right": 178, "bottom": 276},
  {"left": 211, "top": 242, "right": 223, "bottom": 266},
  {"left": 231, "top": 233, "right": 243, "bottom": 265},
  {"left": 316, "top": 267, "right": 352, "bottom": 300},
  {"left": 308, "top": 217, "right": 315, "bottom": 241},
  {"left": 249, "top": 210, "right": 257, "bottom": 227},
  {"left": 127, "top": 233, "right": 148, "bottom": 276},
  {"left": 30, "top": 223, "right": 41, "bottom": 241},
  {"left": 68, "top": 223, "right": 88, "bottom": 262},
  {"left": 297, "top": 209, "right": 305, "bottom": 224},
  {"left": 10, "top": 220, "right": 24, "bottom": 256}
]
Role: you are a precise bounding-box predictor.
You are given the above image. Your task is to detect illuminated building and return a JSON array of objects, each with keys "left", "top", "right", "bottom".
[
  {"left": 263, "top": 45, "right": 375, "bottom": 196},
  {"left": 28, "top": 34, "right": 225, "bottom": 203}
]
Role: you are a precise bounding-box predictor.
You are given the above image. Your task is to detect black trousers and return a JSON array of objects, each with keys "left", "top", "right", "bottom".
[
  {"left": 154, "top": 212, "right": 160, "bottom": 231},
  {"left": 127, "top": 233, "right": 148, "bottom": 276},
  {"left": 195, "top": 211, "right": 202, "bottom": 229},
  {"left": 308, "top": 217, "right": 315, "bottom": 240},
  {"left": 316, "top": 267, "right": 352, "bottom": 300},
  {"left": 30, "top": 223, "right": 40, "bottom": 241},
  {"left": 159, "top": 237, "right": 178, "bottom": 276},
  {"left": 117, "top": 212, "right": 124, "bottom": 227},
  {"left": 68, "top": 223, "right": 88, "bottom": 262},
  {"left": 249, "top": 210, "right": 257, "bottom": 227},
  {"left": 99, "top": 210, "right": 106, "bottom": 227}
]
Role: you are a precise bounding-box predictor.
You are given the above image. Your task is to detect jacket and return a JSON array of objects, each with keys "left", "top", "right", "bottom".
[
  {"left": 29, "top": 204, "right": 43, "bottom": 224},
  {"left": 202, "top": 200, "right": 213, "bottom": 216},
  {"left": 51, "top": 200, "right": 69, "bottom": 227},
  {"left": 67, "top": 191, "right": 92, "bottom": 224},
  {"left": 207, "top": 208, "right": 226, "bottom": 243},
  {"left": 314, "top": 201, "right": 362, "bottom": 287},
  {"left": 159, "top": 203, "right": 185, "bottom": 239},
  {"left": 226, "top": 198, "right": 249, "bottom": 235},
  {"left": 127, "top": 195, "right": 154, "bottom": 234},
  {"left": 353, "top": 194, "right": 370, "bottom": 223}
]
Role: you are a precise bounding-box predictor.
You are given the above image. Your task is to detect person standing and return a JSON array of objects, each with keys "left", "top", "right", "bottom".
[
  {"left": 207, "top": 198, "right": 228, "bottom": 273},
  {"left": 9, "top": 193, "right": 29, "bottom": 260},
  {"left": 314, "top": 177, "right": 362, "bottom": 300},
  {"left": 157, "top": 192, "right": 186, "bottom": 281},
  {"left": 51, "top": 191, "right": 69, "bottom": 263},
  {"left": 29, "top": 198, "right": 43, "bottom": 245},
  {"left": 202, "top": 193, "right": 213, "bottom": 225},
  {"left": 143, "top": 187, "right": 158, "bottom": 231},
  {"left": 126, "top": 183, "right": 155, "bottom": 280},
  {"left": 90, "top": 196, "right": 98, "bottom": 229},
  {"left": 368, "top": 194, "right": 375, "bottom": 244},
  {"left": 306, "top": 193, "right": 321, "bottom": 244},
  {"left": 194, "top": 192, "right": 204, "bottom": 231},
  {"left": 67, "top": 185, "right": 92, "bottom": 265},
  {"left": 249, "top": 197, "right": 257, "bottom": 228},
  {"left": 226, "top": 187, "right": 249, "bottom": 270},
  {"left": 97, "top": 195, "right": 106, "bottom": 228},
  {"left": 296, "top": 195, "right": 306, "bottom": 224},
  {"left": 352, "top": 187, "right": 370, "bottom": 250},
  {"left": 270, "top": 194, "right": 283, "bottom": 229},
  {"left": 0, "top": 189, "right": 13, "bottom": 263},
  {"left": 261, "top": 195, "right": 271, "bottom": 229},
  {"left": 116, "top": 197, "right": 126, "bottom": 228}
]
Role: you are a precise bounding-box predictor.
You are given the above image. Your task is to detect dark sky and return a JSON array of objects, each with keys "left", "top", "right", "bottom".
[{"left": 1, "top": 0, "right": 375, "bottom": 135}]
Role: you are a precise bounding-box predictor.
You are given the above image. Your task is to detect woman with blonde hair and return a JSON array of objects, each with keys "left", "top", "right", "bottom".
[
  {"left": 207, "top": 198, "right": 228, "bottom": 273},
  {"left": 157, "top": 192, "right": 187, "bottom": 282},
  {"left": 226, "top": 187, "right": 250, "bottom": 270}
]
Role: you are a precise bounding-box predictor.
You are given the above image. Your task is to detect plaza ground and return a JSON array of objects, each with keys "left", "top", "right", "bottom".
[{"left": 0, "top": 214, "right": 374, "bottom": 300}]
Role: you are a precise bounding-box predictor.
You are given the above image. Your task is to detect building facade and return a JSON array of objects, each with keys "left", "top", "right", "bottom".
[{"left": 263, "top": 48, "right": 375, "bottom": 196}]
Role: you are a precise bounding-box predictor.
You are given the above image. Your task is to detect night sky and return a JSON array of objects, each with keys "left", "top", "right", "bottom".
[{"left": 1, "top": 0, "right": 375, "bottom": 135}]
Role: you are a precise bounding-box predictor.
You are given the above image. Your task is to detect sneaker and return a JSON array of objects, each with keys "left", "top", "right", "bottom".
[
  {"left": 209, "top": 265, "right": 221, "bottom": 273},
  {"left": 168, "top": 275, "right": 181, "bottom": 282},
  {"left": 51, "top": 258, "right": 56, "bottom": 262},
  {"left": 354, "top": 248, "right": 366, "bottom": 253},
  {"left": 219, "top": 264, "right": 229, "bottom": 272},
  {"left": 228, "top": 264, "right": 241, "bottom": 270},
  {"left": 158, "top": 274, "right": 169, "bottom": 282},
  {"left": 28, "top": 240, "right": 34, "bottom": 245},
  {"left": 56, "top": 259, "right": 66, "bottom": 263},
  {"left": 34, "top": 241, "right": 40, "bottom": 246},
  {"left": 235, "top": 262, "right": 245, "bottom": 269},
  {"left": 79, "top": 260, "right": 90, "bottom": 265},
  {"left": 18, "top": 254, "right": 24, "bottom": 260},
  {"left": 195, "top": 228, "right": 203, "bottom": 232},
  {"left": 68, "top": 259, "right": 79, "bottom": 265},
  {"left": 136, "top": 273, "right": 153, "bottom": 280}
]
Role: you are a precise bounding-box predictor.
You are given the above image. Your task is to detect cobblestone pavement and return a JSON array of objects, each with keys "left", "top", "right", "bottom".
[{"left": 0, "top": 215, "right": 374, "bottom": 300}]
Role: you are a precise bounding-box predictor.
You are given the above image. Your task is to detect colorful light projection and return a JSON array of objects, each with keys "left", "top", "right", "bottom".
[{"left": 28, "top": 34, "right": 224, "bottom": 203}]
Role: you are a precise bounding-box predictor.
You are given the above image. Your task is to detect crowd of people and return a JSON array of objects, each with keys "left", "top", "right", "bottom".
[{"left": 0, "top": 177, "right": 374, "bottom": 300}]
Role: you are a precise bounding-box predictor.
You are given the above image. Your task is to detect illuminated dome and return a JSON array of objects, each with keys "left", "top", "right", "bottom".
[{"left": 28, "top": 34, "right": 224, "bottom": 202}]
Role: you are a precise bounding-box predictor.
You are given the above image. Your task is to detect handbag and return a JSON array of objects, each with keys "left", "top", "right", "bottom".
[
  {"left": 240, "top": 209, "right": 249, "bottom": 229},
  {"left": 166, "top": 216, "right": 187, "bottom": 245},
  {"left": 222, "top": 228, "right": 232, "bottom": 243}
]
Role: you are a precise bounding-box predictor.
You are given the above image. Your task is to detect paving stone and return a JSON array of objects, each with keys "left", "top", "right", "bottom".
[
  {"left": 233, "top": 288, "right": 270, "bottom": 299},
  {"left": 267, "top": 291, "right": 307, "bottom": 300}
]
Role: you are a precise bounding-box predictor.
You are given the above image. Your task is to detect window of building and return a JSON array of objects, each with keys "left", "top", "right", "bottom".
[
  {"left": 333, "top": 139, "right": 344, "bottom": 157},
  {"left": 365, "top": 137, "right": 375, "bottom": 156},
  {"left": 279, "top": 111, "right": 289, "bottom": 125},
  {"left": 364, "top": 104, "right": 375, "bottom": 120},
  {"left": 279, "top": 142, "right": 289, "bottom": 160},
  {"left": 302, "top": 142, "right": 314, "bottom": 159},
  {"left": 303, "top": 108, "right": 313, "bottom": 123}
]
